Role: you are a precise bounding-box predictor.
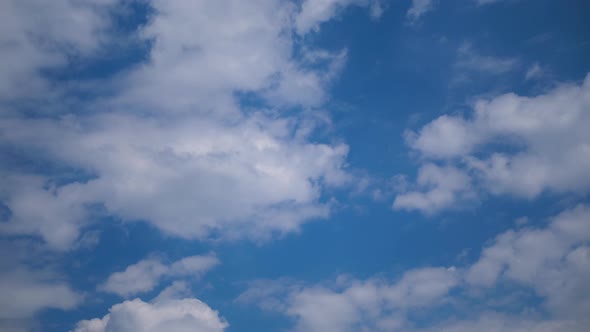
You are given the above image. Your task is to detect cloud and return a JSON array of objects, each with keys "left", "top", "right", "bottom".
[
  {"left": 73, "top": 297, "right": 228, "bottom": 332},
  {"left": 100, "top": 254, "right": 219, "bottom": 297},
  {"left": 396, "top": 73, "right": 590, "bottom": 213},
  {"left": 420, "top": 313, "right": 584, "bottom": 332},
  {"left": 0, "top": 113, "right": 349, "bottom": 249},
  {"left": 0, "top": 267, "right": 81, "bottom": 320},
  {"left": 0, "top": 0, "right": 119, "bottom": 101},
  {"left": 117, "top": 0, "right": 333, "bottom": 110},
  {"left": 240, "top": 205, "right": 590, "bottom": 331},
  {"left": 455, "top": 43, "right": 519, "bottom": 75},
  {"left": 295, "top": 0, "right": 384, "bottom": 35},
  {"left": 0, "top": 176, "right": 87, "bottom": 251},
  {"left": 406, "top": 0, "right": 436, "bottom": 23},
  {"left": 466, "top": 204, "right": 590, "bottom": 317},
  {"left": 393, "top": 163, "right": 475, "bottom": 213},
  {"left": 0, "top": 0, "right": 355, "bottom": 250},
  {"left": 525, "top": 62, "right": 545, "bottom": 80},
  {"left": 240, "top": 267, "right": 458, "bottom": 332}
]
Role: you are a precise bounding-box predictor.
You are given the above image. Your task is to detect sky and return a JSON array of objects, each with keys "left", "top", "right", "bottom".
[{"left": 0, "top": 0, "right": 589, "bottom": 331}]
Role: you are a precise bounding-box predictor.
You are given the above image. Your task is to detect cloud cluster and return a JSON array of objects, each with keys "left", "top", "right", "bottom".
[
  {"left": 0, "top": 112, "right": 349, "bottom": 249},
  {"left": 466, "top": 205, "right": 590, "bottom": 318},
  {"left": 240, "top": 205, "right": 590, "bottom": 331},
  {"left": 73, "top": 297, "right": 228, "bottom": 332},
  {"left": 395, "top": 73, "right": 590, "bottom": 213},
  {"left": 0, "top": 0, "right": 383, "bottom": 328},
  {"left": 100, "top": 254, "right": 219, "bottom": 297},
  {"left": 296, "top": 0, "right": 383, "bottom": 35},
  {"left": 0, "top": 0, "right": 383, "bottom": 250}
]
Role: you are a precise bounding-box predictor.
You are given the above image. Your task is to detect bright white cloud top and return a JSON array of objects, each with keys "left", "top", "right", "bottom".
[
  {"left": 73, "top": 298, "right": 228, "bottom": 332},
  {"left": 395, "top": 74, "right": 590, "bottom": 213}
]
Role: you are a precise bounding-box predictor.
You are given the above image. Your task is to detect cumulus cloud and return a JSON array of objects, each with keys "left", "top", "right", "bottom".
[
  {"left": 73, "top": 297, "right": 228, "bottom": 332},
  {"left": 466, "top": 204, "right": 590, "bottom": 317},
  {"left": 0, "top": 0, "right": 119, "bottom": 101},
  {"left": 393, "top": 163, "right": 475, "bottom": 213},
  {"left": 0, "top": 2, "right": 365, "bottom": 327},
  {"left": 0, "top": 113, "right": 349, "bottom": 248},
  {"left": 0, "top": 0, "right": 359, "bottom": 250},
  {"left": 118, "top": 0, "right": 332, "bottom": 110},
  {"left": 100, "top": 254, "right": 219, "bottom": 297},
  {"left": 240, "top": 205, "right": 590, "bottom": 331},
  {"left": 396, "top": 73, "right": 590, "bottom": 213},
  {"left": 240, "top": 267, "right": 458, "bottom": 332}
]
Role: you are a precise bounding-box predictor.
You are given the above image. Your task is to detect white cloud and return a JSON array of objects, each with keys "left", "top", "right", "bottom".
[
  {"left": 73, "top": 297, "right": 228, "bottom": 332},
  {"left": 0, "top": 176, "right": 87, "bottom": 251},
  {"left": 240, "top": 267, "right": 458, "bottom": 332},
  {"left": 397, "top": 73, "right": 590, "bottom": 213},
  {"left": 0, "top": 267, "right": 81, "bottom": 321},
  {"left": 406, "top": 0, "right": 436, "bottom": 23},
  {"left": 0, "top": 113, "right": 349, "bottom": 249},
  {"left": 405, "top": 115, "right": 479, "bottom": 159},
  {"left": 0, "top": 0, "right": 354, "bottom": 250},
  {"left": 119, "top": 0, "right": 331, "bottom": 110},
  {"left": 240, "top": 205, "right": 590, "bottom": 331},
  {"left": 295, "top": 0, "right": 384, "bottom": 35},
  {"left": 393, "top": 163, "right": 475, "bottom": 213},
  {"left": 101, "top": 254, "right": 219, "bottom": 297},
  {"left": 455, "top": 43, "right": 519, "bottom": 74},
  {"left": 420, "top": 313, "right": 586, "bottom": 332},
  {"left": 0, "top": 0, "right": 119, "bottom": 101},
  {"left": 467, "top": 205, "right": 590, "bottom": 318}
]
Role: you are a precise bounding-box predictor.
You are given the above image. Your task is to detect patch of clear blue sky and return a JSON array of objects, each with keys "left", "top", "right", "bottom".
[{"left": 33, "top": 1, "right": 590, "bottom": 331}]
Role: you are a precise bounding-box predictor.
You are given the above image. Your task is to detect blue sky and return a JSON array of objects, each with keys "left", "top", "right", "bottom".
[{"left": 0, "top": 0, "right": 589, "bottom": 331}]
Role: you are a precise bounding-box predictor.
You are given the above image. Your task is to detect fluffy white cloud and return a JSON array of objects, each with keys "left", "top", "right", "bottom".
[
  {"left": 0, "top": 0, "right": 357, "bottom": 250},
  {"left": 118, "top": 0, "right": 328, "bottom": 110},
  {"left": 393, "top": 163, "right": 475, "bottom": 213},
  {"left": 240, "top": 267, "right": 458, "bottom": 332},
  {"left": 0, "top": 0, "right": 119, "bottom": 101},
  {"left": 0, "top": 176, "right": 87, "bottom": 251},
  {"left": 73, "top": 298, "right": 228, "bottom": 332},
  {"left": 397, "top": 73, "right": 590, "bottom": 213},
  {"left": 0, "top": 113, "right": 349, "bottom": 249},
  {"left": 101, "top": 254, "right": 219, "bottom": 297},
  {"left": 241, "top": 205, "right": 590, "bottom": 332},
  {"left": 467, "top": 205, "right": 590, "bottom": 318}
]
